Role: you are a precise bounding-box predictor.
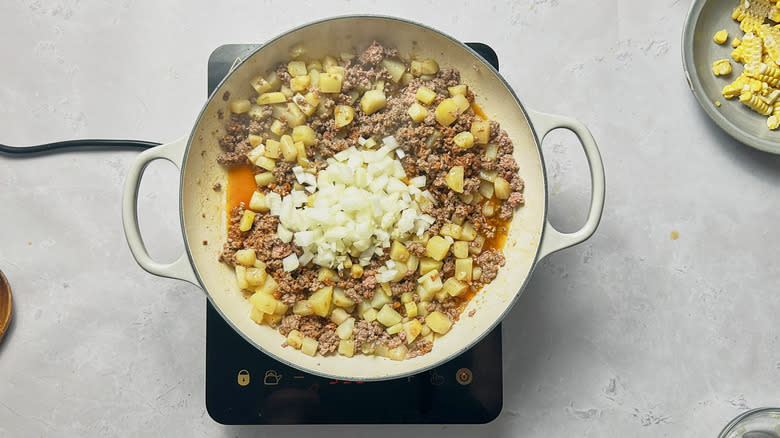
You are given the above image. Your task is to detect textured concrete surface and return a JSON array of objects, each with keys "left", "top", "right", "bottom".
[{"left": 1, "top": 0, "right": 779, "bottom": 436}]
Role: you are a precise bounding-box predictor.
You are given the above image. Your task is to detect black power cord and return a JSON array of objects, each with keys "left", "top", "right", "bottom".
[{"left": 0, "top": 139, "right": 161, "bottom": 155}]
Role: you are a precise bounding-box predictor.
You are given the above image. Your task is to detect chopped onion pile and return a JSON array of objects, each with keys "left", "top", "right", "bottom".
[{"left": 267, "top": 136, "right": 435, "bottom": 271}]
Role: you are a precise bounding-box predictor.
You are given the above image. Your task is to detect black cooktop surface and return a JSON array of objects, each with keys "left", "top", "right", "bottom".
[{"left": 205, "top": 42, "right": 503, "bottom": 425}]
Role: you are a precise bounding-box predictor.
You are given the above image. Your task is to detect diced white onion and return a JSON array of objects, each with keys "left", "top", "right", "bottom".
[{"left": 282, "top": 254, "right": 299, "bottom": 272}]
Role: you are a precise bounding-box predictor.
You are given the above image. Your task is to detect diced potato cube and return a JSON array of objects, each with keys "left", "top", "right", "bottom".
[
  {"left": 416, "top": 86, "right": 437, "bottom": 105},
  {"left": 294, "top": 141, "right": 308, "bottom": 166},
  {"left": 230, "top": 99, "right": 251, "bottom": 114},
  {"left": 292, "top": 125, "right": 316, "bottom": 146},
  {"left": 404, "top": 301, "right": 418, "bottom": 318},
  {"left": 452, "top": 94, "right": 470, "bottom": 113},
  {"left": 381, "top": 58, "right": 407, "bottom": 82},
  {"left": 351, "top": 264, "right": 363, "bottom": 279},
  {"left": 248, "top": 134, "right": 262, "bottom": 147},
  {"left": 235, "top": 248, "right": 256, "bottom": 266},
  {"left": 469, "top": 235, "right": 485, "bottom": 255},
  {"left": 400, "top": 72, "right": 414, "bottom": 86},
  {"left": 460, "top": 222, "right": 477, "bottom": 241},
  {"left": 403, "top": 319, "right": 423, "bottom": 343},
  {"left": 249, "top": 291, "right": 277, "bottom": 314},
  {"left": 239, "top": 210, "right": 255, "bottom": 232},
  {"left": 245, "top": 267, "right": 267, "bottom": 286},
  {"left": 304, "top": 91, "right": 322, "bottom": 114},
  {"left": 360, "top": 90, "right": 386, "bottom": 115},
  {"left": 338, "top": 339, "right": 355, "bottom": 357},
  {"left": 411, "top": 59, "right": 439, "bottom": 76},
  {"left": 235, "top": 265, "right": 249, "bottom": 290},
  {"left": 287, "top": 61, "right": 307, "bottom": 77},
  {"left": 406, "top": 254, "right": 419, "bottom": 273},
  {"left": 453, "top": 131, "right": 474, "bottom": 149},
  {"left": 336, "top": 317, "right": 355, "bottom": 339},
  {"left": 249, "top": 191, "right": 268, "bottom": 212},
  {"left": 408, "top": 103, "right": 429, "bottom": 123},
  {"left": 374, "top": 344, "right": 389, "bottom": 357},
  {"left": 334, "top": 105, "right": 355, "bottom": 128},
  {"left": 256, "top": 274, "right": 279, "bottom": 295},
  {"left": 479, "top": 169, "right": 498, "bottom": 182},
  {"left": 471, "top": 118, "right": 491, "bottom": 144},
  {"left": 376, "top": 304, "right": 403, "bottom": 327},
  {"left": 270, "top": 119, "right": 286, "bottom": 136},
  {"left": 435, "top": 98, "right": 459, "bottom": 126},
  {"left": 290, "top": 75, "right": 310, "bottom": 92},
  {"left": 425, "top": 311, "right": 452, "bottom": 334},
  {"left": 421, "top": 324, "right": 431, "bottom": 337},
  {"left": 318, "top": 73, "right": 343, "bottom": 93},
  {"left": 400, "top": 292, "right": 413, "bottom": 304},
  {"left": 307, "top": 60, "right": 322, "bottom": 72},
  {"left": 452, "top": 241, "right": 469, "bottom": 259},
  {"left": 448, "top": 84, "right": 467, "bottom": 96},
  {"left": 257, "top": 92, "right": 287, "bottom": 105},
  {"left": 484, "top": 144, "right": 498, "bottom": 162},
  {"left": 283, "top": 102, "right": 306, "bottom": 128},
  {"left": 332, "top": 287, "right": 355, "bottom": 308},
  {"left": 301, "top": 336, "right": 318, "bottom": 356},
  {"left": 362, "top": 307, "right": 378, "bottom": 322},
  {"left": 387, "top": 345, "right": 408, "bottom": 361},
  {"left": 326, "top": 65, "right": 346, "bottom": 76},
  {"left": 322, "top": 55, "right": 339, "bottom": 70},
  {"left": 250, "top": 74, "right": 273, "bottom": 94},
  {"left": 425, "top": 236, "right": 451, "bottom": 261},
  {"left": 455, "top": 258, "right": 473, "bottom": 282},
  {"left": 330, "top": 307, "right": 350, "bottom": 325},
  {"left": 446, "top": 166, "right": 465, "bottom": 193},
  {"left": 442, "top": 277, "right": 468, "bottom": 297},
  {"left": 255, "top": 172, "right": 275, "bottom": 187},
  {"left": 493, "top": 176, "right": 511, "bottom": 200},
  {"left": 371, "top": 287, "right": 392, "bottom": 309},
  {"left": 254, "top": 156, "right": 276, "bottom": 171},
  {"left": 287, "top": 330, "right": 304, "bottom": 349},
  {"left": 250, "top": 307, "right": 264, "bottom": 325},
  {"left": 317, "top": 267, "right": 338, "bottom": 283},
  {"left": 417, "top": 302, "right": 430, "bottom": 318},
  {"left": 293, "top": 300, "right": 314, "bottom": 316},
  {"left": 479, "top": 181, "right": 494, "bottom": 199},
  {"left": 390, "top": 241, "right": 410, "bottom": 262},
  {"left": 280, "top": 135, "right": 297, "bottom": 162},
  {"left": 472, "top": 266, "right": 482, "bottom": 281},
  {"left": 418, "top": 270, "right": 443, "bottom": 301},
  {"left": 440, "top": 223, "right": 462, "bottom": 239},
  {"left": 386, "top": 322, "right": 403, "bottom": 335},
  {"left": 374, "top": 79, "right": 385, "bottom": 93},
  {"left": 419, "top": 257, "right": 443, "bottom": 275},
  {"left": 274, "top": 300, "right": 288, "bottom": 315},
  {"left": 309, "top": 286, "right": 333, "bottom": 317}
]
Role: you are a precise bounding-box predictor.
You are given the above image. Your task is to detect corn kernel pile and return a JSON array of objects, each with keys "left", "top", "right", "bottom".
[{"left": 715, "top": 0, "right": 780, "bottom": 130}]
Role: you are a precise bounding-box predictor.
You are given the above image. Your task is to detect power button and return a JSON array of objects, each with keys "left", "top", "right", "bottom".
[{"left": 455, "top": 368, "right": 473, "bottom": 385}]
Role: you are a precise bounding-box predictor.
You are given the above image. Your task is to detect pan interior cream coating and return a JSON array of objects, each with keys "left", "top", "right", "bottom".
[{"left": 180, "top": 16, "right": 546, "bottom": 380}]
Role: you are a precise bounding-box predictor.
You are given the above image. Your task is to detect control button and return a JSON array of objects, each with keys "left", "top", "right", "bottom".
[
  {"left": 429, "top": 370, "right": 445, "bottom": 386},
  {"left": 455, "top": 368, "right": 473, "bottom": 386},
  {"left": 237, "top": 369, "right": 251, "bottom": 386},
  {"left": 263, "top": 370, "right": 282, "bottom": 386}
]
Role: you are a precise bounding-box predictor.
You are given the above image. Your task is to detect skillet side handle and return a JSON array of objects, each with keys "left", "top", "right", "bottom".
[
  {"left": 527, "top": 110, "right": 605, "bottom": 260},
  {"left": 121, "top": 136, "right": 199, "bottom": 286}
]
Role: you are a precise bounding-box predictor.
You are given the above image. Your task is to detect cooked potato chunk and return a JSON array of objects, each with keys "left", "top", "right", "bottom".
[
  {"left": 287, "top": 330, "right": 304, "bottom": 349},
  {"left": 254, "top": 172, "right": 275, "bottom": 187},
  {"left": 246, "top": 267, "right": 267, "bottom": 286},
  {"left": 332, "top": 287, "right": 355, "bottom": 308},
  {"left": 239, "top": 210, "right": 255, "bottom": 232},
  {"left": 426, "top": 236, "right": 451, "bottom": 261},
  {"left": 360, "top": 90, "right": 387, "bottom": 114},
  {"left": 319, "top": 73, "right": 343, "bottom": 93},
  {"left": 249, "top": 191, "right": 269, "bottom": 212},
  {"left": 254, "top": 156, "right": 276, "bottom": 171},
  {"left": 235, "top": 248, "right": 256, "bottom": 266},
  {"left": 287, "top": 61, "right": 307, "bottom": 77},
  {"left": 446, "top": 166, "right": 464, "bottom": 193},
  {"left": 230, "top": 99, "right": 251, "bottom": 114},
  {"left": 377, "top": 304, "right": 403, "bottom": 327},
  {"left": 440, "top": 223, "right": 462, "bottom": 239},
  {"left": 452, "top": 241, "right": 469, "bottom": 259},
  {"left": 235, "top": 265, "right": 249, "bottom": 289},
  {"left": 336, "top": 317, "right": 355, "bottom": 339},
  {"left": 280, "top": 135, "right": 298, "bottom": 162},
  {"left": 381, "top": 58, "right": 406, "bottom": 82},
  {"left": 460, "top": 222, "right": 477, "bottom": 241},
  {"left": 471, "top": 118, "right": 491, "bottom": 144},
  {"left": 386, "top": 323, "right": 403, "bottom": 335},
  {"left": 338, "top": 339, "right": 355, "bottom": 357},
  {"left": 435, "top": 98, "right": 459, "bottom": 126},
  {"left": 293, "top": 300, "right": 314, "bottom": 316},
  {"left": 453, "top": 131, "right": 474, "bottom": 149},
  {"left": 256, "top": 274, "right": 279, "bottom": 295},
  {"left": 448, "top": 84, "right": 467, "bottom": 96},
  {"left": 292, "top": 125, "right": 316, "bottom": 146},
  {"left": 387, "top": 345, "right": 408, "bottom": 361},
  {"left": 452, "top": 94, "right": 470, "bottom": 113},
  {"left": 257, "top": 92, "right": 287, "bottom": 105},
  {"left": 411, "top": 59, "right": 439, "bottom": 76},
  {"left": 270, "top": 119, "right": 286, "bottom": 136},
  {"left": 419, "top": 257, "right": 443, "bottom": 275},
  {"left": 404, "top": 301, "right": 418, "bottom": 318},
  {"left": 416, "top": 86, "right": 437, "bottom": 105},
  {"left": 301, "top": 336, "right": 318, "bottom": 356},
  {"left": 425, "top": 311, "right": 452, "bottom": 334},
  {"left": 407, "top": 103, "right": 428, "bottom": 123},
  {"left": 493, "top": 176, "right": 511, "bottom": 200},
  {"left": 350, "top": 264, "right": 363, "bottom": 278},
  {"left": 290, "top": 75, "right": 310, "bottom": 92},
  {"left": 403, "top": 319, "right": 423, "bottom": 343},
  {"left": 330, "top": 307, "right": 350, "bottom": 325},
  {"left": 443, "top": 277, "right": 468, "bottom": 297},
  {"left": 455, "top": 258, "right": 473, "bottom": 282},
  {"left": 334, "top": 105, "right": 355, "bottom": 128},
  {"left": 309, "top": 286, "right": 333, "bottom": 317},
  {"left": 390, "top": 241, "right": 410, "bottom": 262}
]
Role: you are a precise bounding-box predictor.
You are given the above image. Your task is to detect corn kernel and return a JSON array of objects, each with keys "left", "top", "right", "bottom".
[
  {"left": 714, "top": 29, "right": 729, "bottom": 45},
  {"left": 712, "top": 59, "right": 732, "bottom": 76}
]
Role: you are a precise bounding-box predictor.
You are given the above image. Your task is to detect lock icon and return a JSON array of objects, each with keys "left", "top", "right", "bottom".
[{"left": 237, "top": 369, "right": 250, "bottom": 386}]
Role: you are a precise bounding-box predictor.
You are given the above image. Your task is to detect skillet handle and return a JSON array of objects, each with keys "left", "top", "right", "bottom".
[
  {"left": 121, "top": 136, "right": 199, "bottom": 285},
  {"left": 526, "top": 110, "right": 605, "bottom": 260}
]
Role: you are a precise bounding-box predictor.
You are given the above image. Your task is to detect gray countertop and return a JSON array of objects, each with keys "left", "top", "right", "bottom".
[{"left": 1, "top": 1, "right": 778, "bottom": 436}]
